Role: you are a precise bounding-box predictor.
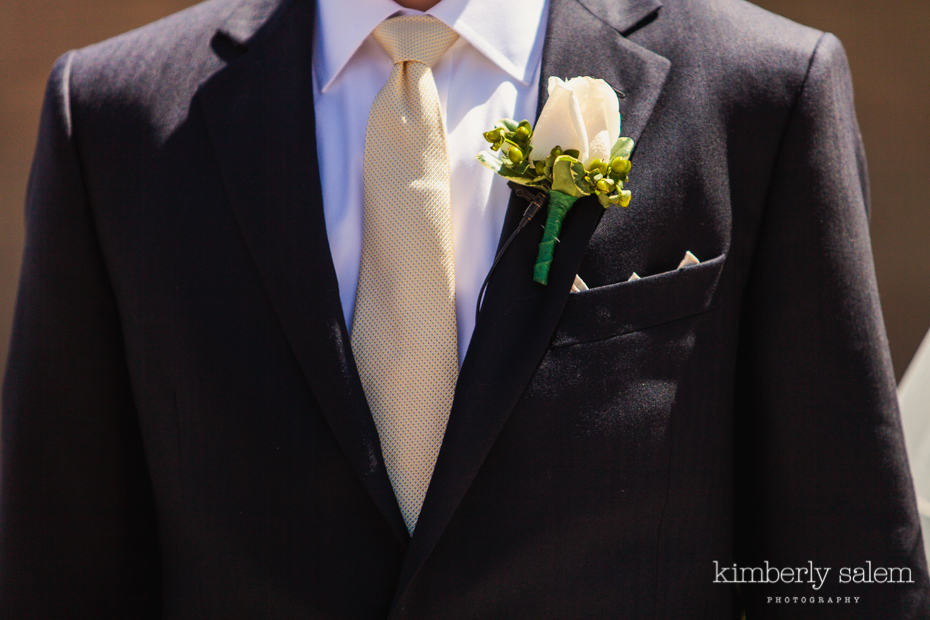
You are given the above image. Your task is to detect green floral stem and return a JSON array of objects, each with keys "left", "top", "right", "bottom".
[{"left": 533, "top": 190, "right": 580, "bottom": 285}]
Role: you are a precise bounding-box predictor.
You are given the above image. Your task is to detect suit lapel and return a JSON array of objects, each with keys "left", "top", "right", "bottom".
[
  {"left": 197, "top": 0, "right": 408, "bottom": 543},
  {"left": 391, "top": 0, "right": 671, "bottom": 609}
]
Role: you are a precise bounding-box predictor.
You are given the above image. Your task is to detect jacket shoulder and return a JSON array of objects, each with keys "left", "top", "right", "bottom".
[
  {"left": 662, "top": 0, "right": 825, "bottom": 62},
  {"left": 654, "top": 0, "right": 834, "bottom": 103},
  {"left": 69, "top": 0, "right": 234, "bottom": 84},
  {"left": 55, "top": 0, "right": 286, "bottom": 136}
]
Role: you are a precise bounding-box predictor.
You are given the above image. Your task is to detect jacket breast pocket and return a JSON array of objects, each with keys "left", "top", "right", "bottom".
[{"left": 551, "top": 252, "right": 728, "bottom": 347}]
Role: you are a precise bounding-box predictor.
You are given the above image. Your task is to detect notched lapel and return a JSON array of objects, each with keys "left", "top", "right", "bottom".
[
  {"left": 197, "top": 0, "right": 408, "bottom": 543},
  {"left": 390, "top": 0, "right": 671, "bottom": 611}
]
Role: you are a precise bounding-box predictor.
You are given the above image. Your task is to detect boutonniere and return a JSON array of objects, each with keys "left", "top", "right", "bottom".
[{"left": 477, "top": 76, "right": 633, "bottom": 285}]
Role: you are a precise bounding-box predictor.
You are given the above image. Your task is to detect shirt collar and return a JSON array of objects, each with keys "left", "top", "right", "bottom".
[{"left": 314, "top": 0, "right": 548, "bottom": 92}]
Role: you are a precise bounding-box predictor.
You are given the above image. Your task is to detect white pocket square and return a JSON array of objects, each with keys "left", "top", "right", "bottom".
[
  {"left": 571, "top": 251, "right": 701, "bottom": 291},
  {"left": 570, "top": 274, "right": 589, "bottom": 292},
  {"left": 677, "top": 250, "right": 700, "bottom": 268}
]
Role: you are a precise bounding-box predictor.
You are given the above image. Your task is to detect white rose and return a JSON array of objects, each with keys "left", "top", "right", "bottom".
[{"left": 529, "top": 76, "right": 621, "bottom": 168}]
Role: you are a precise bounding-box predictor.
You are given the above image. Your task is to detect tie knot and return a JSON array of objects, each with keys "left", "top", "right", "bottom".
[{"left": 373, "top": 15, "right": 459, "bottom": 68}]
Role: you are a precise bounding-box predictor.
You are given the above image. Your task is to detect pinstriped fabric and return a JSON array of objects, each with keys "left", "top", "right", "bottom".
[{"left": 350, "top": 16, "right": 459, "bottom": 534}]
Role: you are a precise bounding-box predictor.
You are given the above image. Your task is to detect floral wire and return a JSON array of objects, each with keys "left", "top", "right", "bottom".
[{"left": 474, "top": 183, "right": 548, "bottom": 324}]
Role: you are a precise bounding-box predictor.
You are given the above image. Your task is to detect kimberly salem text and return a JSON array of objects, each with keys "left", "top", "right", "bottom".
[{"left": 713, "top": 561, "right": 916, "bottom": 591}]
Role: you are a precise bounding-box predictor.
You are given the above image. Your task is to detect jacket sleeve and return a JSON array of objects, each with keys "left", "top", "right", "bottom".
[
  {"left": 734, "top": 33, "right": 930, "bottom": 617},
  {"left": 0, "top": 51, "right": 161, "bottom": 616}
]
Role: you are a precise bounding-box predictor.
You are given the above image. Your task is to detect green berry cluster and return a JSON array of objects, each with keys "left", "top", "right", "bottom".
[
  {"left": 483, "top": 119, "right": 534, "bottom": 175},
  {"left": 585, "top": 156, "right": 632, "bottom": 208},
  {"left": 480, "top": 119, "right": 633, "bottom": 209}
]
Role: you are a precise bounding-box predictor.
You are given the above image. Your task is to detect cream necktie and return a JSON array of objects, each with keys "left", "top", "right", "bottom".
[{"left": 351, "top": 16, "right": 459, "bottom": 534}]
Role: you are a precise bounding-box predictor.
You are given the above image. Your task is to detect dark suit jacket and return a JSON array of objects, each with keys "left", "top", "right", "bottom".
[{"left": 2, "top": 0, "right": 928, "bottom": 617}]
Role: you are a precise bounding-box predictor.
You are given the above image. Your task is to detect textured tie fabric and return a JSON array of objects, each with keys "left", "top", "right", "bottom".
[{"left": 351, "top": 16, "right": 460, "bottom": 534}]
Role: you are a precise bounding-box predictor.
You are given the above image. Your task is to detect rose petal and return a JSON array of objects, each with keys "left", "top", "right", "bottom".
[
  {"left": 566, "top": 77, "right": 620, "bottom": 165},
  {"left": 566, "top": 87, "right": 590, "bottom": 164},
  {"left": 530, "top": 77, "right": 588, "bottom": 161}
]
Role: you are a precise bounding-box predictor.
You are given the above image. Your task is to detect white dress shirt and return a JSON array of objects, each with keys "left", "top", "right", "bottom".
[
  {"left": 312, "top": 0, "right": 548, "bottom": 364},
  {"left": 899, "top": 329, "right": 930, "bottom": 569}
]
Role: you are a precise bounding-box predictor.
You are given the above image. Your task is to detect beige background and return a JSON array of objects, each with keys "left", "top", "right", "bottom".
[{"left": 1, "top": 0, "right": 928, "bottom": 383}]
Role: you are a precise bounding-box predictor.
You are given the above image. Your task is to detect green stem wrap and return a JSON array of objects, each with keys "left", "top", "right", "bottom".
[{"left": 533, "top": 190, "right": 580, "bottom": 285}]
